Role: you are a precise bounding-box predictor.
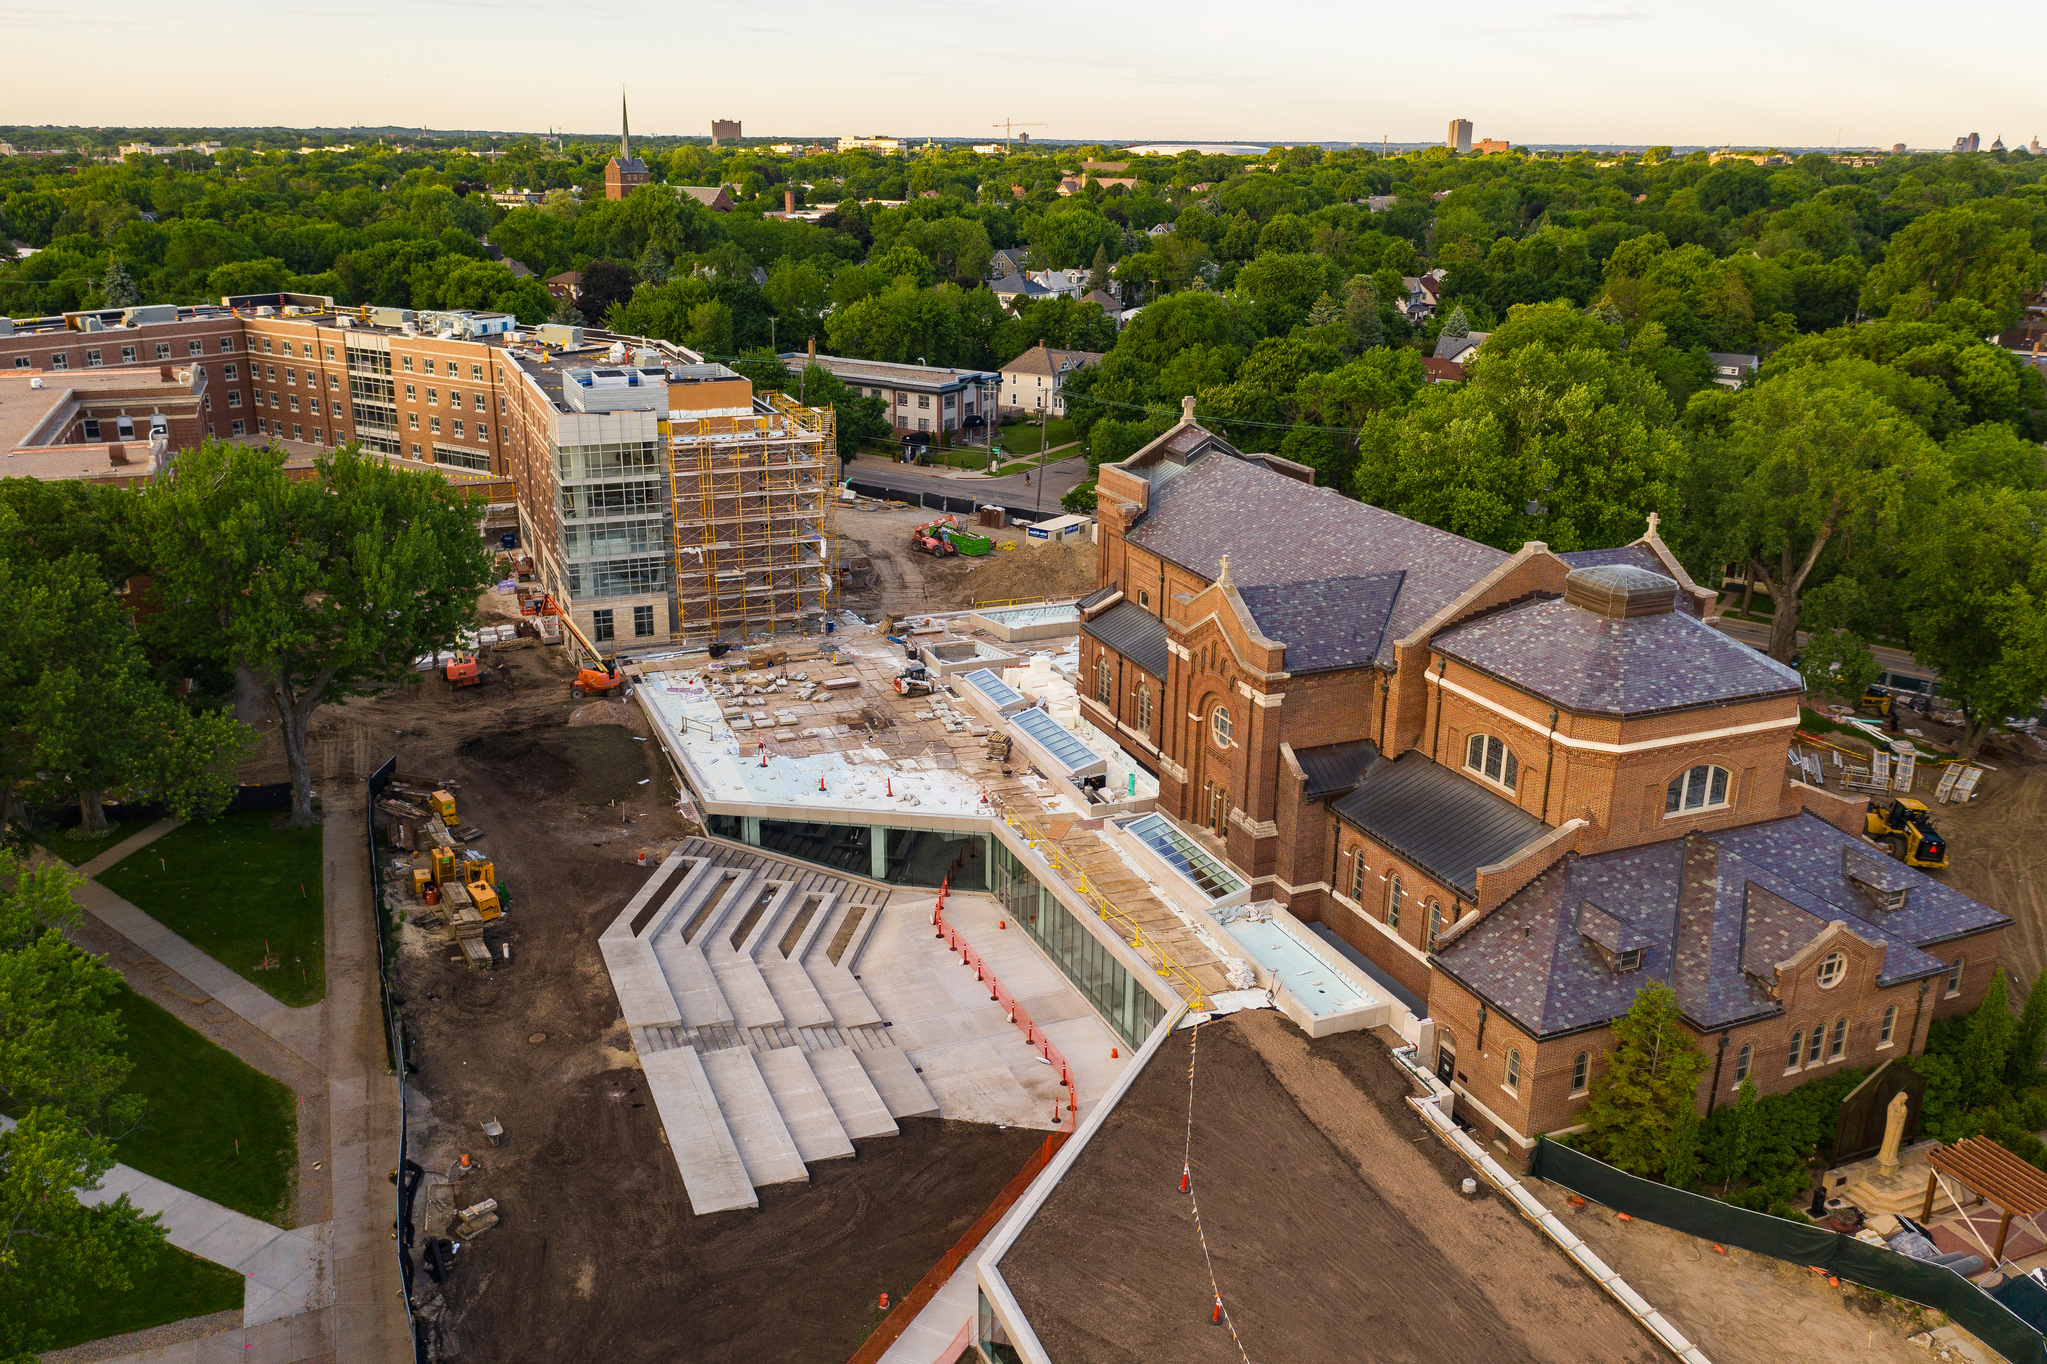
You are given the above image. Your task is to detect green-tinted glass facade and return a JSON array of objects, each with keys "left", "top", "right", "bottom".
[{"left": 991, "top": 839, "right": 1166, "bottom": 1049}]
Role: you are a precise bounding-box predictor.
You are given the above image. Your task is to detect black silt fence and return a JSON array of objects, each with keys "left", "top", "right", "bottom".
[
  {"left": 1531, "top": 1138, "right": 2047, "bottom": 1364},
  {"left": 363, "top": 756, "right": 430, "bottom": 1362}
]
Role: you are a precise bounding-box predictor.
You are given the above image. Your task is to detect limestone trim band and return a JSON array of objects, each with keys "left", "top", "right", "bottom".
[{"left": 1427, "top": 670, "right": 1798, "bottom": 755}]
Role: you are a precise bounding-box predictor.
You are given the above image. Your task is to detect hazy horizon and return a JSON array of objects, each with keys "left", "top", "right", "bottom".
[{"left": 7, "top": 0, "right": 2041, "bottom": 151}]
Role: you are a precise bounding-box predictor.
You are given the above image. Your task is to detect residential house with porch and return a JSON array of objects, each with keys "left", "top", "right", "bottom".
[
  {"left": 999, "top": 344, "right": 1103, "bottom": 418},
  {"left": 1074, "top": 401, "right": 2009, "bottom": 1161}
]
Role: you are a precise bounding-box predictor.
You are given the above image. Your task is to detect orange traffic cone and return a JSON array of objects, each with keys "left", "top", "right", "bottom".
[
  {"left": 1210, "top": 1296, "right": 1222, "bottom": 1326},
  {"left": 1180, "top": 1164, "right": 1190, "bottom": 1193},
  {"left": 879, "top": 1292, "right": 890, "bottom": 1311}
]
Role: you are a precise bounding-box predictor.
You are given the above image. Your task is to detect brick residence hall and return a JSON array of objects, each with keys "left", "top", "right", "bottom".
[{"left": 1077, "top": 397, "right": 2009, "bottom": 1157}]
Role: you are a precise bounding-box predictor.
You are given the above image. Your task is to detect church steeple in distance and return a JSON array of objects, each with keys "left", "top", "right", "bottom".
[{"left": 620, "top": 89, "right": 630, "bottom": 161}]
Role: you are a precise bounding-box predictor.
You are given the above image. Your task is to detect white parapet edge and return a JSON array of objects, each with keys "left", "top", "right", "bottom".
[
  {"left": 973, "top": 1003, "right": 1190, "bottom": 1364},
  {"left": 1393, "top": 1043, "right": 1712, "bottom": 1364}
]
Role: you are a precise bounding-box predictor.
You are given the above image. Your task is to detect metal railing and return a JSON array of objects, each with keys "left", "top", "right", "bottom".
[{"left": 987, "top": 792, "right": 1209, "bottom": 1009}]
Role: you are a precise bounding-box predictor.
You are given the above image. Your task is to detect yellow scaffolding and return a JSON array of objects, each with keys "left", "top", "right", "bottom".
[{"left": 668, "top": 393, "right": 838, "bottom": 642}]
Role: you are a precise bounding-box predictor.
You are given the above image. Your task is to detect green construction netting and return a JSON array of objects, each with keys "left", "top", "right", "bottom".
[{"left": 1531, "top": 1138, "right": 2047, "bottom": 1364}]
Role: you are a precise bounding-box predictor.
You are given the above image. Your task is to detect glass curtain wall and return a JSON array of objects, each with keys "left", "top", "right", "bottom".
[{"left": 991, "top": 840, "right": 1165, "bottom": 1048}]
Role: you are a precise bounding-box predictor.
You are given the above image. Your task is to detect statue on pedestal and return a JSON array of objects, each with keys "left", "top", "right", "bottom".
[{"left": 1878, "top": 1090, "right": 1911, "bottom": 1171}]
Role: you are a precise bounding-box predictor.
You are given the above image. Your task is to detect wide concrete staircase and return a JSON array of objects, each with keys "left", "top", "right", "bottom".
[{"left": 600, "top": 837, "right": 937, "bottom": 1214}]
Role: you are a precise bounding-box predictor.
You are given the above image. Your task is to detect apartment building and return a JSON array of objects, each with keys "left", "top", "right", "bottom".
[
  {"left": 1074, "top": 401, "right": 2009, "bottom": 1157},
  {"left": 0, "top": 295, "right": 838, "bottom": 651},
  {"left": 788, "top": 352, "right": 995, "bottom": 437}
]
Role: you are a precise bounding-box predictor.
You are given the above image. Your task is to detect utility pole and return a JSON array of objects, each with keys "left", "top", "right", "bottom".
[
  {"left": 768, "top": 316, "right": 778, "bottom": 352},
  {"left": 1034, "top": 407, "right": 1047, "bottom": 517}
]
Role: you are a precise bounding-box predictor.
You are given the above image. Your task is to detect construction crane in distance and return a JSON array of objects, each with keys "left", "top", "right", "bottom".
[{"left": 992, "top": 119, "right": 1047, "bottom": 152}]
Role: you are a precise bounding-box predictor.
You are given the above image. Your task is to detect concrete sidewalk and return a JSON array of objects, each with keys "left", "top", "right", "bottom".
[
  {"left": 318, "top": 793, "right": 413, "bottom": 1362},
  {"left": 69, "top": 878, "right": 325, "bottom": 1066}
]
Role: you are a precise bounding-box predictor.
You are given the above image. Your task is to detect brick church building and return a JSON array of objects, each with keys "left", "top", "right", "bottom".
[{"left": 1079, "top": 399, "right": 2009, "bottom": 1156}]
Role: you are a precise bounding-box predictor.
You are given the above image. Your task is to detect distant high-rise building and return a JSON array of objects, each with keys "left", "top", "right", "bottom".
[
  {"left": 1991, "top": 135, "right": 2006, "bottom": 152},
  {"left": 711, "top": 119, "right": 741, "bottom": 146},
  {"left": 1954, "top": 132, "right": 1981, "bottom": 154},
  {"left": 1447, "top": 118, "right": 1472, "bottom": 154},
  {"left": 605, "top": 93, "right": 651, "bottom": 200},
  {"left": 1893, "top": 143, "right": 1908, "bottom": 155}
]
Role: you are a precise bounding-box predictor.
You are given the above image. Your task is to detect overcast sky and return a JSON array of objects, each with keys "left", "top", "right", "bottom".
[{"left": 7, "top": 0, "right": 2040, "bottom": 150}]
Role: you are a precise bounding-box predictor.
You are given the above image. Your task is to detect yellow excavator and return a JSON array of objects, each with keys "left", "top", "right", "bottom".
[{"left": 1866, "top": 798, "right": 1949, "bottom": 869}]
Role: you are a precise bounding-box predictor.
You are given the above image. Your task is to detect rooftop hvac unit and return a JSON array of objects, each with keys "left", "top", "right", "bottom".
[
  {"left": 633, "top": 347, "right": 660, "bottom": 368},
  {"left": 256, "top": 306, "right": 276, "bottom": 317}
]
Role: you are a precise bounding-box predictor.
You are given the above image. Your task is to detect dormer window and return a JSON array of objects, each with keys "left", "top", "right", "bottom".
[
  {"left": 1617, "top": 948, "right": 1644, "bottom": 972},
  {"left": 1465, "top": 733, "right": 1518, "bottom": 792}
]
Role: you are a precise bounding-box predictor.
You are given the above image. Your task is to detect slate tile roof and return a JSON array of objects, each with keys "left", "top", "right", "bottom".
[
  {"left": 1125, "top": 454, "right": 1506, "bottom": 669},
  {"left": 1330, "top": 753, "right": 1549, "bottom": 901},
  {"left": 1432, "top": 593, "right": 1798, "bottom": 716},
  {"left": 1433, "top": 814, "right": 2010, "bottom": 1038},
  {"left": 1081, "top": 600, "right": 1170, "bottom": 681},
  {"left": 1238, "top": 572, "right": 1403, "bottom": 673}
]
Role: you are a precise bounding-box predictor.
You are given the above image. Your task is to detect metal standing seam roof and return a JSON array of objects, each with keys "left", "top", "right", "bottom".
[
  {"left": 1075, "top": 583, "right": 1120, "bottom": 611},
  {"left": 1432, "top": 594, "right": 1801, "bottom": 717},
  {"left": 1329, "top": 752, "right": 1549, "bottom": 902},
  {"left": 1081, "top": 600, "right": 1170, "bottom": 681},
  {"left": 1432, "top": 813, "right": 2011, "bottom": 1039},
  {"left": 1123, "top": 453, "right": 1506, "bottom": 669},
  {"left": 1294, "top": 740, "right": 1380, "bottom": 800}
]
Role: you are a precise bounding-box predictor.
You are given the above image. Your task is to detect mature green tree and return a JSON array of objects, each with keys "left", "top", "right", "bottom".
[
  {"left": 1861, "top": 204, "right": 2045, "bottom": 330},
  {"left": 1719, "top": 1076, "right": 1762, "bottom": 1195},
  {"left": 1707, "top": 372, "right": 1944, "bottom": 660},
  {"left": 1796, "top": 628, "right": 1880, "bottom": 708},
  {"left": 2008, "top": 973, "right": 2047, "bottom": 1089},
  {"left": 1342, "top": 274, "right": 1383, "bottom": 350},
  {"left": 1945, "top": 423, "right": 2046, "bottom": 492},
  {"left": 0, "top": 851, "right": 165, "bottom": 1359},
  {"left": 10, "top": 554, "right": 252, "bottom": 833},
  {"left": 1353, "top": 343, "right": 1688, "bottom": 551},
  {"left": 636, "top": 241, "right": 671, "bottom": 286},
  {"left": 1901, "top": 486, "right": 2047, "bottom": 757},
  {"left": 577, "top": 258, "right": 637, "bottom": 327},
  {"left": 1580, "top": 983, "right": 1712, "bottom": 1178},
  {"left": 130, "top": 444, "right": 493, "bottom": 825},
  {"left": 1960, "top": 967, "right": 2015, "bottom": 1107},
  {"left": 546, "top": 302, "right": 586, "bottom": 327},
  {"left": 99, "top": 257, "right": 139, "bottom": 308}
]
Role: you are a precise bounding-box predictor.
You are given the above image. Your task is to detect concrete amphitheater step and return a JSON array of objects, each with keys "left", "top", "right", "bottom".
[
  {"left": 640, "top": 1047, "right": 757, "bottom": 1214},
  {"left": 705, "top": 880, "right": 789, "bottom": 1031},
  {"left": 651, "top": 869, "right": 757, "bottom": 1029},
  {"left": 754, "top": 1047, "right": 856, "bottom": 1163},
  {"left": 800, "top": 901, "right": 885, "bottom": 1030},
  {"left": 855, "top": 1046, "right": 941, "bottom": 1121},
  {"left": 806, "top": 1046, "right": 900, "bottom": 1140},
  {"left": 700, "top": 1048, "right": 809, "bottom": 1189}
]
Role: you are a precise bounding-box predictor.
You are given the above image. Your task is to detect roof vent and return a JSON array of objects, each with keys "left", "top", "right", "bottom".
[{"left": 1563, "top": 564, "right": 1679, "bottom": 619}]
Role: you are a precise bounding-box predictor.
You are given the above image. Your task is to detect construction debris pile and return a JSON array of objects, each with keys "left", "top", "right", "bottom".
[{"left": 377, "top": 780, "right": 504, "bottom": 969}]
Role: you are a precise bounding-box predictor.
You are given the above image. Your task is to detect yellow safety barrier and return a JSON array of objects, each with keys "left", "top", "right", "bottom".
[
  {"left": 988, "top": 794, "right": 1209, "bottom": 1010},
  {"left": 971, "top": 595, "right": 1049, "bottom": 609}
]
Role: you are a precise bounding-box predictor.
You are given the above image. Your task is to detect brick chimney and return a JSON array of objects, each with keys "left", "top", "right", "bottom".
[
  {"left": 107, "top": 443, "right": 128, "bottom": 464},
  {"left": 159, "top": 364, "right": 173, "bottom": 381},
  {"left": 784, "top": 190, "right": 795, "bottom": 214}
]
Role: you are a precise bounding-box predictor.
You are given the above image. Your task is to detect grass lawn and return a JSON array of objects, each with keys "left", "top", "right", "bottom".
[
  {"left": 98, "top": 810, "right": 325, "bottom": 1006},
  {"left": 3, "top": 1244, "right": 243, "bottom": 1353},
  {"left": 997, "top": 415, "right": 1076, "bottom": 450},
  {"left": 111, "top": 984, "right": 299, "bottom": 1224},
  {"left": 36, "top": 818, "right": 142, "bottom": 867}
]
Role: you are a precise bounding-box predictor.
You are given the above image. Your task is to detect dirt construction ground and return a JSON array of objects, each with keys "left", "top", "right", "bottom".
[
  {"left": 291, "top": 634, "right": 1046, "bottom": 1362},
  {"left": 1006, "top": 1009, "right": 1665, "bottom": 1364},
  {"left": 836, "top": 504, "right": 1097, "bottom": 617}
]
